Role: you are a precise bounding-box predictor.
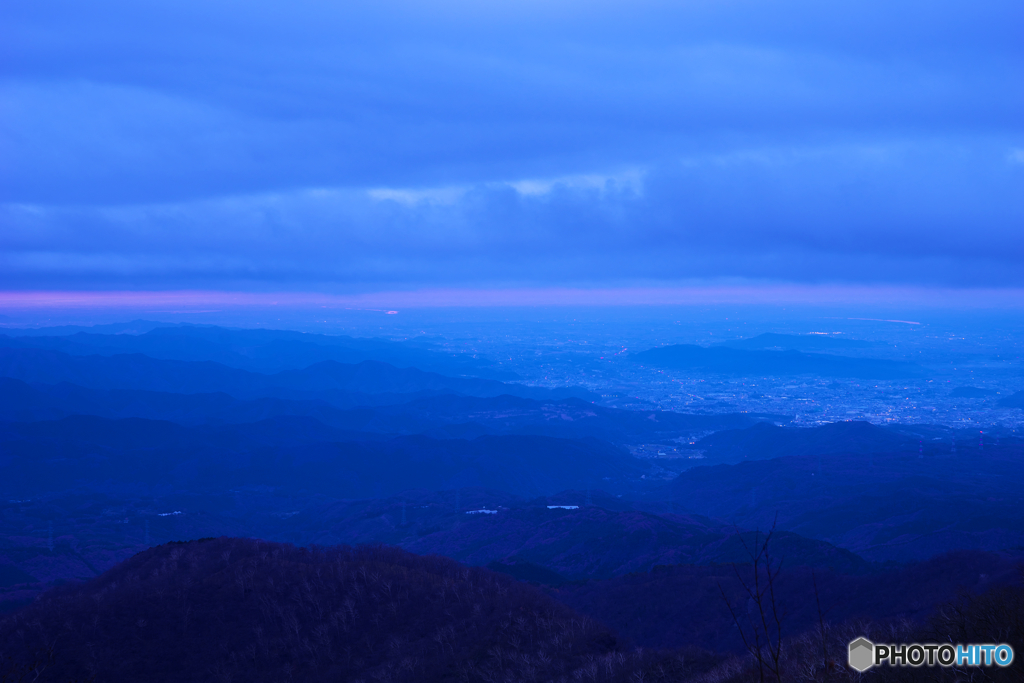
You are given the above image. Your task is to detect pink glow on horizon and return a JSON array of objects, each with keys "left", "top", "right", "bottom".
[{"left": 0, "top": 286, "right": 1021, "bottom": 310}]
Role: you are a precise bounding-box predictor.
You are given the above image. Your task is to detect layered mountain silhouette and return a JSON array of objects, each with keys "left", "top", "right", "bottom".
[
  {"left": 662, "top": 437, "right": 1024, "bottom": 562},
  {"left": 0, "top": 347, "right": 594, "bottom": 405},
  {"left": 2, "top": 321, "right": 1021, "bottom": 683},
  {"left": 403, "top": 508, "right": 869, "bottom": 579},
  {"left": 0, "top": 375, "right": 771, "bottom": 441},
  {"left": 0, "top": 488, "right": 869, "bottom": 614},
  {"left": 283, "top": 498, "right": 869, "bottom": 580},
  {"left": 0, "top": 414, "right": 653, "bottom": 498}
]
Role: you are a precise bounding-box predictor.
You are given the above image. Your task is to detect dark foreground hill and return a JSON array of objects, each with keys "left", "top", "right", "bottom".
[
  {"left": 0, "top": 538, "right": 719, "bottom": 683},
  {"left": 3, "top": 539, "right": 1021, "bottom": 683},
  {"left": 554, "top": 548, "right": 1024, "bottom": 654}
]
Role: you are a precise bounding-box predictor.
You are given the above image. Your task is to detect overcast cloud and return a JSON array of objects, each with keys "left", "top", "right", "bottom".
[{"left": 1, "top": 0, "right": 1022, "bottom": 291}]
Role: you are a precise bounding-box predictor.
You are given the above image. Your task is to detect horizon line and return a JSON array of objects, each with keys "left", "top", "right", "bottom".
[{"left": 1, "top": 285, "right": 1023, "bottom": 311}]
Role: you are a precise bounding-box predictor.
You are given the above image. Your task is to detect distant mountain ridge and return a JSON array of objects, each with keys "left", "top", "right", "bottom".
[
  {"left": 632, "top": 343, "right": 922, "bottom": 378},
  {"left": 718, "top": 332, "right": 875, "bottom": 352},
  {"left": 685, "top": 420, "right": 918, "bottom": 464},
  {"left": 0, "top": 323, "right": 515, "bottom": 378},
  {"left": 1, "top": 319, "right": 179, "bottom": 336}
]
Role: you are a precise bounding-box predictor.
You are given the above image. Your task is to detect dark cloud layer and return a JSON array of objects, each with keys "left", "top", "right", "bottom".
[{"left": 1, "top": 0, "right": 1022, "bottom": 290}]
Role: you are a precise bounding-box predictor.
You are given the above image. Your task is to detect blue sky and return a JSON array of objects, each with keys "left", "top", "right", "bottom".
[{"left": 1, "top": 0, "right": 1022, "bottom": 293}]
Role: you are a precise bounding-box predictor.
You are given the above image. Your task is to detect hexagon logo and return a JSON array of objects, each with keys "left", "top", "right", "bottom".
[{"left": 848, "top": 637, "right": 875, "bottom": 672}]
